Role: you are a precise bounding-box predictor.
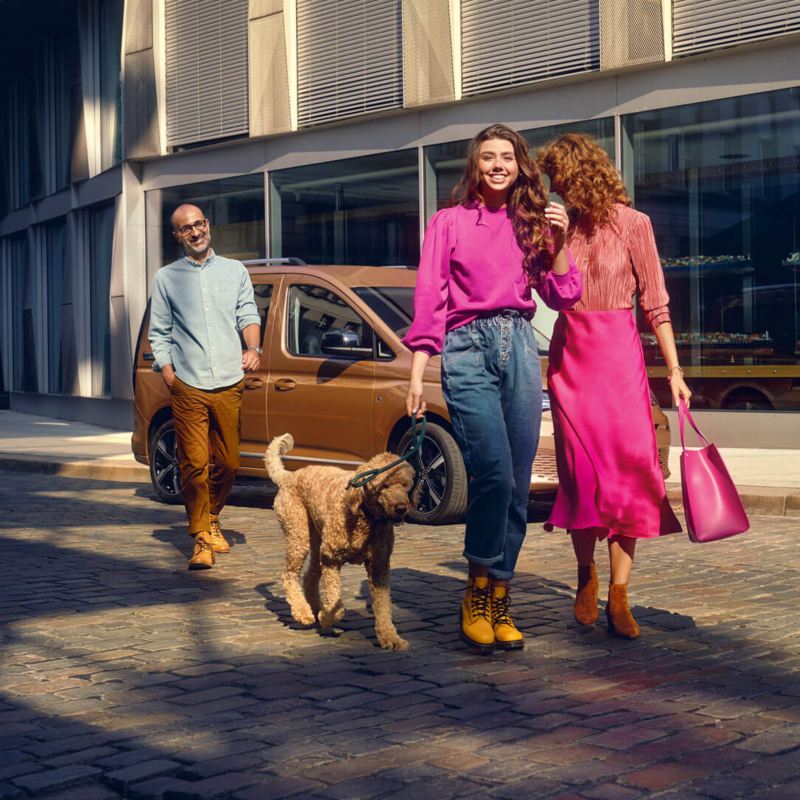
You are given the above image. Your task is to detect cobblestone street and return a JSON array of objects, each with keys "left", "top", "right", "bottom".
[{"left": 1, "top": 470, "right": 799, "bottom": 799}]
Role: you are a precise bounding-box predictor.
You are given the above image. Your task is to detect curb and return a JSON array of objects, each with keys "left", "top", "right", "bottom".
[
  {"left": 0, "top": 454, "right": 150, "bottom": 483},
  {"left": 1, "top": 453, "right": 797, "bottom": 516},
  {"left": 666, "top": 485, "right": 800, "bottom": 517}
]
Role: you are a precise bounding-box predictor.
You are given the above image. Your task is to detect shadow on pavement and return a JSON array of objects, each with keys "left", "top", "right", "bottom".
[{"left": 1, "top": 473, "right": 798, "bottom": 799}]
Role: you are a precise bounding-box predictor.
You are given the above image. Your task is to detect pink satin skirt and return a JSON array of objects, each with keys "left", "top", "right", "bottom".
[{"left": 545, "top": 310, "right": 681, "bottom": 541}]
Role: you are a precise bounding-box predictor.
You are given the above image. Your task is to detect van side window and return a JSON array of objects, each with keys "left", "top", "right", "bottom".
[
  {"left": 254, "top": 284, "right": 273, "bottom": 335},
  {"left": 240, "top": 283, "right": 273, "bottom": 349},
  {"left": 286, "top": 284, "right": 373, "bottom": 358}
]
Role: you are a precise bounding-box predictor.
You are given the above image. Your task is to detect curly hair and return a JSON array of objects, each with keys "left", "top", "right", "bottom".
[
  {"left": 536, "top": 133, "right": 630, "bottom": 237},
  {"left": 452, "top": 123, "right": 552, "bottom": 284}
]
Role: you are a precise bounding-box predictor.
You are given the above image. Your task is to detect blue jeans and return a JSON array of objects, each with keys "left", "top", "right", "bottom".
[{"left": 441, "top": 311, "right": 542, "bottom": 580}]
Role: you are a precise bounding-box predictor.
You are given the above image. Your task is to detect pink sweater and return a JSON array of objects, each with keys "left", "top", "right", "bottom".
[{"left": 403, "top": 204, "right": 583, "bottom": 355}]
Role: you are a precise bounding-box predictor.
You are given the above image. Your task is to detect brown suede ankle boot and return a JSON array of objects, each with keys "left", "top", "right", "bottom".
[
  {"left": 605, "top": 583, "right": 640, "bottom": 639},
  {"left": 574, "top": 562, "right": 599, "bottom": 625}
]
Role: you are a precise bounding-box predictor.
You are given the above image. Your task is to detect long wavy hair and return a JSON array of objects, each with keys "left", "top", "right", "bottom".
[
  {"left": 452, "top": 124, "right": 553, "bottom": 284},
  {"left": 536, "top": 133, "right": 630, "bottom": 237}
]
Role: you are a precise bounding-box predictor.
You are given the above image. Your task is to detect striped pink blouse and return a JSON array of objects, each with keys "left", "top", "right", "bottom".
[{"left": 568, "top": 203, "right": 671, "bottom": 330}]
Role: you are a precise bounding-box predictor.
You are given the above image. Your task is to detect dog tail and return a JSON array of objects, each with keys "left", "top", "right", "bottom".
[{"left": 265, "top": 433, "right": 295, "bottom": 488}]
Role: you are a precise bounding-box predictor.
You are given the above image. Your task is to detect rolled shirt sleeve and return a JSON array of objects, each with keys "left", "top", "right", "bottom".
[
  {"left": 235, "top": 265, "right": 261, "bottom": 331},
  {"left": 629, "top": 212, "right": 671, "bottom": 331},
  {"left": 536, "top": 248, "right": 583, "bottom": 311},
  {"left": 402, "top": 210, "right": 455, "bottom": 356},
  {"left": 148, "top": 273, "right": 174, "bottom": 370}
]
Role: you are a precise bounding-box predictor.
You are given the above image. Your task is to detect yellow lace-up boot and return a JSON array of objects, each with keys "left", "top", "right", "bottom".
[
  {"left": 208, "top": 516, "right": 230, "bottom": 554},
  {"left": 188, "top": 531, "right": 215, "bottom": 570},
  {"left": 460, "top": 576, "right": 494, "bottom": 652},
  {"left": 491, "top": 583, "right": 524, "bottom": 650}
]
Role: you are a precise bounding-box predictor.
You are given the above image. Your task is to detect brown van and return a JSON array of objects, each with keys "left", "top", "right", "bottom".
[{"left": 132, "top": 259, "right": 672, "bottom": 523}]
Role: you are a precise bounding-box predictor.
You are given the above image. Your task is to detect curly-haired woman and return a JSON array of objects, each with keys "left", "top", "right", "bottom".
[
  {"left": 537, "top": 133, "right": 691, "bottom": 638},
  {"left": 403, "top": 124, "right": 582, "bottom": 652}
]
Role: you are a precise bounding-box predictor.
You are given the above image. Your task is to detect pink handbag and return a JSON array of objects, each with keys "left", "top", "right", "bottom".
[{"left": 679, "top": 398, "right": 749, "bottom": 543}]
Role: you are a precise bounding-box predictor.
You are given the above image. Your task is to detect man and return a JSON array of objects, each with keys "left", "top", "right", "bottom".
[{"left": 149, "top": 204, "right": 262, "bottom": 570}]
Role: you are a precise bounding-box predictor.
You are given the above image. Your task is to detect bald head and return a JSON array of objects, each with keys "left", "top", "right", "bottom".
[
  {"left": 171, "top": 204, "right": 212, "bottom": 262},
  {"left": 171, "top": 204, "right": 205, "bottom": 230}
]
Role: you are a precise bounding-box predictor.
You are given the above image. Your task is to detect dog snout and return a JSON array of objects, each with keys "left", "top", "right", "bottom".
[{"left": 394, "top": 503, "right": 408, "bottom": 518}]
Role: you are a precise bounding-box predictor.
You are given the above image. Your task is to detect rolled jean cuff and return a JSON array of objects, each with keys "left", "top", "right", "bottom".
[
  {"left": 488, "top": 566, "right": 514, "bottom": 580},
  {"left": 463, "top": 548, "right": 504, "bottom": 567}
]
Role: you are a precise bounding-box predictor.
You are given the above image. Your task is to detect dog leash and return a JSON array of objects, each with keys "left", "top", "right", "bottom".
[{"left": 348, "top": 415, "right": 427, "bottom": 488}]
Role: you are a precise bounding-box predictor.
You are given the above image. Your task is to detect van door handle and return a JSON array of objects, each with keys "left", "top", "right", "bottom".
[
  {"left": 274, "top": 379, "right": 296, "bottom": 392},
  {"left": 244, "top": 377, "right": 265, "bottom": 390}
]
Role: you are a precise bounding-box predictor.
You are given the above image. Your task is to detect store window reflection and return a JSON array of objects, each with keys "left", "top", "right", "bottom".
[
  {"left": 624, "top": 88, "right": 800, "bottom": 411},
  {"left": 270, "top": 150, "right": 419, "bottom": 266},
  {"left": 148, "top": 175, "right": 266, "bottom": 285},
  {"left": 425, "top": 118, "right": 616, "bottom": 214}
]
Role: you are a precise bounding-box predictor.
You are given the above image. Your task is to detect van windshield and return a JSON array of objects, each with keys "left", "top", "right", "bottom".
[{"left": 352, "top": 286, "right": 415, "bottom": 338}]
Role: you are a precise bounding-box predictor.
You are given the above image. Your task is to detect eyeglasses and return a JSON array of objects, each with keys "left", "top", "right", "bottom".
[{"left": 173, "top": 219, "right": 209, "bottom": 237}]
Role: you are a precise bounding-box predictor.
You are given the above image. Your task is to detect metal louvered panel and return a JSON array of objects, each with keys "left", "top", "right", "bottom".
[
  {"left": 461, "top": 0, "right": 600, "bottom": 97},
  {"left": 600, "top": 0, "right": 664, "bottom": 70},
  {"left": 673, "top": 0, "right": 800, "bottom": 56},
  {"left": 165, "top": 0, "right": 249, "bottom": 147},
  {"left": 297, "top": 0, "right": 403, "bottom": 127}
]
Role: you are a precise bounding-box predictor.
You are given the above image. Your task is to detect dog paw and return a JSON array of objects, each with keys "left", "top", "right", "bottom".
[
  {"left": 290, "top": 607, "right": 316, "bottom": 626},
  {"left": 317, "top": 609, "right": 337, "bottom": 629},
  {"left": 379, "top": 635, "right": 409, "bottom": 652},
  {"left": 318, "top": 601, "right": 344, "bottom": 630}
]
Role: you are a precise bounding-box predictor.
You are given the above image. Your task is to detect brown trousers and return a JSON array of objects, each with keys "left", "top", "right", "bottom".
[{"left": 170, "top": 376, "right": 243, "bottom": 535}]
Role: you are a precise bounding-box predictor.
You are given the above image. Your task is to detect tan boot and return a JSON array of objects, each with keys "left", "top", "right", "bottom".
[
  {"left": 460, "top": 576, "right": 494, "bottom": 653},
  {"left": 606, "top": 583, "right": 640, "bottom": 639},
  {"left": 575, "top": 562, "right": 599, "bottom": 625},
  {"left": 188, "top": 531, "right": 215, "bottom": 570},
  {"left": 208, "top": 517, "right": 230, "bottom": 554},
  {"left": 491, "top": 584, "right": 524, "bottom": 650}
]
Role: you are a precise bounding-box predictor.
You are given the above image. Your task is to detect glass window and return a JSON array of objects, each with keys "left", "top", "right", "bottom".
[
  {"left": 352, "top": 285, "right": 415, "bottom": 339},
  {"left": 286, "top": 284, "right": 373, "bottom": 358},
  {"left": 270, "top": 150, "right": 419, "bottom": 266},
  {"left": 99, "top": 0, "right": 124, "bottom": 169},
  {"left": 240, "top": 283, "right": 273, "bottom": 349},
  {"left": 88, "top": 202, "right": 115, "bottom": 397},
  {"left": 149, "top": 174, "right": 266, "bottom": 275},
  {"left": 624, "top": 88, "right": 800, "bottom": 412},
  {"left": 45, "top": 220, "right": 68, "bottom": 394},
  {"left": 9, "top": 234, "right": 38, "bottom": 392},
  {"left": 53, "top": 17, "right": 82, "bottom": 190},
  {"left": 425, "top": 118, "right": 616, "bottom": 212}
]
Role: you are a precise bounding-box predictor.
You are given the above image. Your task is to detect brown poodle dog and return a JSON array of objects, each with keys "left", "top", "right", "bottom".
[{"left": 265, "top": 434, "right": 416, "bottom": 651}]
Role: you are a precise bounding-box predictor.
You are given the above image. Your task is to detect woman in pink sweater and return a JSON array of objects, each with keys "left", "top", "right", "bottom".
[
  {"left": 403, "top": 124, "right": 582, "bottom": 652},
  {"left": 537, "top": 133, "right": 692, "bottom": 638}
]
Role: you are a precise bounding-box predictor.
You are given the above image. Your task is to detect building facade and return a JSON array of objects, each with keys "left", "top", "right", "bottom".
[{"left": 1, "top": 0, "right": 799, "bottom": 446}]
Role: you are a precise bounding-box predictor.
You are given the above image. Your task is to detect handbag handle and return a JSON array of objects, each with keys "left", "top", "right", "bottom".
[{"left": 678, "top": 397, "right": 710, "bottom": 451}]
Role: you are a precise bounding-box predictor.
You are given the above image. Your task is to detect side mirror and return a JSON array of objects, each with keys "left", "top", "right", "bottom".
[{"left": 320, "top": 329, "right": 371, "bottom": 358}]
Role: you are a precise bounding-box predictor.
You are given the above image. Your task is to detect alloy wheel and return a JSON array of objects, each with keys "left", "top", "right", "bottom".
[
  {"left": 406, "top": 434, "right": 448, "bottom": 516},
  {"left": 152, "top": 426, "right": 181, "bottom": 498}
]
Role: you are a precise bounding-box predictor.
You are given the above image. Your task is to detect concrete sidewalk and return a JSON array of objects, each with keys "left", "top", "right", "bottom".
[
  {"left": 0, "top": 410, "right": 148, "bottom": 482},
  {"left": 0, "top": 409, "right": 798, "bottom": 515}
]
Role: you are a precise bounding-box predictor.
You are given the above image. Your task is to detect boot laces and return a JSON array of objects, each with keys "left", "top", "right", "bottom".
[
  {"left": 470, "top": 583, "right": 492, "bottom": 620},
  {"left": 194, "top": 533, "right": 213, "bottom": 553},
  {"left": 210, "top": 519, "right": 222, "bottom": 536},
  {"left": 492, "top": 593, "right": 516, "bottom": 628}
]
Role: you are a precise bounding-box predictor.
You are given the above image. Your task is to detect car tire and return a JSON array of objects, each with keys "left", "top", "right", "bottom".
[
  {"left": 149, "top": 418, "right": 184, "bottom": 504},
  {"left": 399, "top": 421, "right": 468, "bottom": 525}
]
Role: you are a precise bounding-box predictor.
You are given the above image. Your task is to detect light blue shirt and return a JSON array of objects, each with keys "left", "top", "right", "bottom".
[{"left": 149, "top": 251, "right": 260, "bottom": 390}]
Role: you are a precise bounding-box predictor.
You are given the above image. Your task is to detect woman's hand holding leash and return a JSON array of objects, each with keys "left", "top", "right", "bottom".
[{"left": 406, "top": 351, "right": 430, "bottom": 419}]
